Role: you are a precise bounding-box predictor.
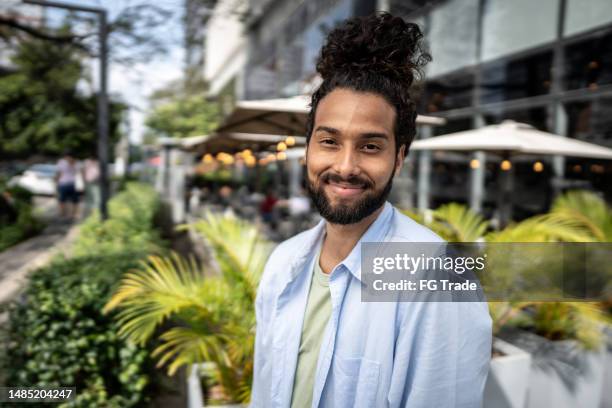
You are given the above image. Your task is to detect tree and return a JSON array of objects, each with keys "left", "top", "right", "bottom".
[
  {"left": 0, "top": 3, "right": 173, "bottom": 65},
  {"left": 0, "top": 36, "right": 125, "bottom": 159},
  {"left": 0, "top": 2, "right": 176, "bottom": 157},
  {"left": 144, "top": 77, "right": 220, "bottom": 140}
]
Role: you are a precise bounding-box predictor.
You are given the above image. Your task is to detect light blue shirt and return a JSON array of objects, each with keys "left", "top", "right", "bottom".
[{"left": 251, "top": 202, "right": 492, "bottom": 408}]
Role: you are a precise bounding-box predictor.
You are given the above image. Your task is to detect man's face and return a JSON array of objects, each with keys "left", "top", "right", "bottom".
[{"left": 305, "top": 88, "right": 405, "bottom": 225}]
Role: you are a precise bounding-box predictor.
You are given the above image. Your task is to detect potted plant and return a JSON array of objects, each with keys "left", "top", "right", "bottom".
[
  {"left": 498, "top": 301, "right": 607, "bottom": 408},
  {"left": 484, "top": 302, "right": 532, "bottom": 408},
  {"left": 104, "top": 211, "right": 271, "bottom": 406},
  {"left": 539, "top": 190, "right": 612, "bottom": 407},
  {"left": 403, "top": 204, "right": 535, "bottom": 408}
]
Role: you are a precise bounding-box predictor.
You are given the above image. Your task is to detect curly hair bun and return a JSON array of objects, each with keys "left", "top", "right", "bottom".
[{"left": 316, "top": 12, "right": 430, "bottom": 88}]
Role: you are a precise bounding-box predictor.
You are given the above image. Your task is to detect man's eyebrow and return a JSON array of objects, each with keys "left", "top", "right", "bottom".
[
  {"left": 314, "top": 125, "right": 339, "bottom": 135},
  {"left": 359, "top": 132, "right": 389, "bottom": 140},
  {"left": 314, "top": 126, "right": 389, "bottom": 140}
]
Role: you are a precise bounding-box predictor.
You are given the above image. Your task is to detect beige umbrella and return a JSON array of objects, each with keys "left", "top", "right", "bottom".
[
  {"left": 411, "top": 120, "right": 612, "bottom": 159},
  {"left": 217, "top": 95, "right": 446, "bottom": 135},
  {"left": 190, "top": 132, "right": 306, "bottom": 155},
  {"left": 410, "top": 120, "right": 612, "bottom": 225}
]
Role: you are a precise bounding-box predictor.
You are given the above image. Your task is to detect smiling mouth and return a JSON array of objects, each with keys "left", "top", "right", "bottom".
[{"left": 325, "top": 180, "right": 366, "bottom": 198}]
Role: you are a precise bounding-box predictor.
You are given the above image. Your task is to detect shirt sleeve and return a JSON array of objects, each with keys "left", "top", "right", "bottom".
[
  {"left": 250, "top": 286, "right": 266, "bottom": 407},
  {"left": 249, "top": 251, "right": 279, "bottom": 407},
  {"left": 389, "top": 301, "right": 492, "bottom": 408}
]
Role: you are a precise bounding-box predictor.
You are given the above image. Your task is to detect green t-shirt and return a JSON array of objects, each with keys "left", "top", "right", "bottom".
[{"left": 290, "top": 252, "right": 332, "bottom": 408}]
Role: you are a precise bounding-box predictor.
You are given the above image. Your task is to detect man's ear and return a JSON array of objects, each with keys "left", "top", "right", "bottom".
[{"left": 394, "top": 145, "right": 406, "bottom": 175}]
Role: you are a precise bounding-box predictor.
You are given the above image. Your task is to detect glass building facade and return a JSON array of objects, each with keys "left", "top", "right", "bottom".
[
  {"left": 391, "top": 0, "right": 612, "bottom": 216},
  {"left": 244, "top": 0, "right": 377, "bottom": 99},
  {"left": 238, "top": 0, "right": 611, "bottom": 218}
]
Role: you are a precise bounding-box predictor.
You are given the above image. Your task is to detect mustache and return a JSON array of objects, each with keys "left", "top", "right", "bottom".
[{"left": 320, "top": 172, "right": 373, "bottom": 189}]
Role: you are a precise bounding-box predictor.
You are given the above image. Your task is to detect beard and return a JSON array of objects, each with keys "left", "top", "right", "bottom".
[{"left": 306, "top": 166, "right": 395, "bottom": 225}]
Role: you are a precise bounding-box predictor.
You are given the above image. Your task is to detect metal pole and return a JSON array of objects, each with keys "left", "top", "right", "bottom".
[
  {"left": 98, "top": 11, "right": 109, "bottom": 219},
  {"left": 22, "top": 0, "right": 110, "bottom": 219},
  {"left": 469, "top": 150, "right": 486, "bottom": 213},
  {"left": 417, "top": 125, "right": 432, "bottom": 212}
]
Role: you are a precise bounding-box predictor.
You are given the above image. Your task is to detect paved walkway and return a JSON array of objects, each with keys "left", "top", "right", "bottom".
[{"left": 0, "top": 197, "right": 82, "bottom": 311}]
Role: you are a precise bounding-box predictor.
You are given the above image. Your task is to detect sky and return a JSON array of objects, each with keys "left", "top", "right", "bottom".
[{"left": 36, "top": 0, "right": 188, "bottom": 144}]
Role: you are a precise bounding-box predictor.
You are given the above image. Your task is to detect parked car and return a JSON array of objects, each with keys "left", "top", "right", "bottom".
[{"left": 9, "top": 164, "right": 57, "bottom": 196}]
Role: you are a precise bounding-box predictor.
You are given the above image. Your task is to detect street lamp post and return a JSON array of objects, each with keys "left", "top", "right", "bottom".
[{"left": 23, "top": 0, "right": 110, "bottom": 219}]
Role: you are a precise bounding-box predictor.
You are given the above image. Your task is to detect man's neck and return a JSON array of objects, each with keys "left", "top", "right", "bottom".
[{"left": 319, "top": 204, "right": 385, "bottom": 274}]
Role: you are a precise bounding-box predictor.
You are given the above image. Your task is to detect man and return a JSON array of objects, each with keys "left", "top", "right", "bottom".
[{"left": 251, "top": 13, "right": 491, "bottom": 408}]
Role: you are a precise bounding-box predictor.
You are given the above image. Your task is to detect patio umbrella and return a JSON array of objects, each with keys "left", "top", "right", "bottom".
[
  {"left": 411, "top": 120, "right": 612, "bottom": 159},
  {"left": 410, "top": 120, "right": 612, "bottom": 225},
  {"left": 186, "top": 132, "right": 306, "bottom": 155},
  {"left": 217, "top": 95, "right": 446, "bottom": 135}
]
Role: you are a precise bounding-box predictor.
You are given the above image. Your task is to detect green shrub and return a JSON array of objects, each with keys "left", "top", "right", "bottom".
[
  {"left": 72, "top": 182, "right": 163, "bottom": 256},
  {"left": 4, "top": 253, "right": 154, "bottom": 408},
  {"left": 0, "top": 184, "right": 44, "bottom": 251}
]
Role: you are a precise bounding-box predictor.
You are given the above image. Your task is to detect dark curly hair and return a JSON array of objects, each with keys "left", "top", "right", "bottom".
[{"left": 306, "top": 12, "right": 431, "bottom": 154}]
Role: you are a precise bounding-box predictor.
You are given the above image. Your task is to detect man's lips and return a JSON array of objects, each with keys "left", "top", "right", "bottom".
[{"left": 325, "top": 180, "right": 365, "bottom": 198}]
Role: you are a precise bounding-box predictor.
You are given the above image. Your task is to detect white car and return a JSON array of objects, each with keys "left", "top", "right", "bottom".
[{"left": 10, "top": 164, "right": 58, "bottom": 196}]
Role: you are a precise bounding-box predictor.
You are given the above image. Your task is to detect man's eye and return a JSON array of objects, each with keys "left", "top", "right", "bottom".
[
  {"left": 363, "top": 144, "right": 380, "bottom": 151},
  {"left": 321, "top": 139, "right": 336, "bottom": 145}
]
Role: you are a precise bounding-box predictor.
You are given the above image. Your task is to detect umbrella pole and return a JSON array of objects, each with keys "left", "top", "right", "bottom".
[{"left": 497, "top": 154, "right": 514, "bottom": 228}]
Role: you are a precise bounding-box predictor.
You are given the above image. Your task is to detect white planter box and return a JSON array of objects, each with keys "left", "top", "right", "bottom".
[
  {"left": 187, "top": 363, "right": 205, "bottom": 408},
  {"left": 503, "top": 331, "right": 605, "bottom": 408},
  {"left": 484, "top": 338, "right": 532, "bottom": 408},
  {"left": 601, "top": 326, "right": 612, "bottom": 408},
  {"left": 186, "top": 362, "right": 247, "bottom": 408}
]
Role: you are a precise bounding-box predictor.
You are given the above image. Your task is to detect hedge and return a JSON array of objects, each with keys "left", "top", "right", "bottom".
[{"left": 2, "top": 182, "right": 164, "bottom": 407}]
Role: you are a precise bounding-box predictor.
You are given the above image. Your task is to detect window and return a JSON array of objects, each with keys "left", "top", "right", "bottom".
[
  {"left": 426, "top": 0, "right": 479, "bottom": 77},
  {"left": 564, "top": 0, "right": 612, "bottom": 37},
  {"left": 481, "top": 0, "right": 559, "bottom": 62},
  {"left": 565, "top": 98, "right": 612, "bottom": 144},
  {"left": 422, "top": 70, "right": 475, "bottom": 112},
  {"left": 484, "top": 106, "right": 549, "bottom": 131},
  {"left": 564, "top": 30, "right": 612, "bottom": 91},
  {"left": 480, "top": 51, "right": 553, "bottom": 104},
  {"left": 432, "top": 117, "right": 473, "bottom": 136}
]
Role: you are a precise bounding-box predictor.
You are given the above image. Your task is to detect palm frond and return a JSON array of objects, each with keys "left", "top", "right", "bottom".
[
  {"left": 485, "top": 215, "right": 595, "bottom": 242},
  {"left": 104, "top": 253, "right": 212, "bottom": 345},
  {"left": 190, "top": 211, "right": 272, "bottom": 303},
  {"left": 105, "top": 212, "right": 273, "bottom": 403},
  {"left": 152, "top": 326, "right": 226, "bottom": 376},
  {"left": 550, "top": 190, "right": 612, "bottom": 242},
  {"left": 432, "top": 203, "right": 489, "bottom": 242}
]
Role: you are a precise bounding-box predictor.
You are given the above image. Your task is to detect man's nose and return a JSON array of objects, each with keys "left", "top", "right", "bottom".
[{"left": 332, "top": 146, "right": 361, "bottom": 179}]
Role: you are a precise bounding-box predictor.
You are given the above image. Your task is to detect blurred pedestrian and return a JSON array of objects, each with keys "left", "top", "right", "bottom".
[
  {"left": 260, "top": 187, "right": 278, "bottom": 227},
  {"left": 55, "top": 151, "right": 80, "bottom": 220},
  {"left": 83, "top": 157, "right": 100, "bottom": 216}
]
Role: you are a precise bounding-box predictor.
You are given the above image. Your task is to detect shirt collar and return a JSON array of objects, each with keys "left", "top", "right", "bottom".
[
  {"left": 286, "top": 201, "right": 395, "bottom": 284},
  {"left": 339, "top": 201, "right": 395, "bottom": 283}
]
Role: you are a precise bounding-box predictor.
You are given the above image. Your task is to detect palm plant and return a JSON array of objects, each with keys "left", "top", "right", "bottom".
[
  {"left": 486, "top": 191, "right": 611, "bottom": 349},
  {"left": 104, "top": 211, "right": 272, "bottom": 404},
  {"left": 432, "top": 202, "right": 490, "bottom": 242},
  {"left": 546, "top": 190, "right": 612, "bottom": 242},
  {"left": 403, "top": 196, "right": 611, "bottom": 349},
  {"left": 401, "top": 202, "right": 489, "bottom": 242},
  {"left": 484, "top": 215, "right": 596, "bottom": 242}
]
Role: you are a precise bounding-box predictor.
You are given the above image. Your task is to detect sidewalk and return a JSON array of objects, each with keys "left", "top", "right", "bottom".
[{"left": 0, "top": 219, "right": 80, "bottom": 308}]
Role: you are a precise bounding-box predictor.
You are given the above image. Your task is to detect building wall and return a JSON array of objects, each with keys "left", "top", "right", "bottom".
[
  {"left": 390, "top": 0, "right": 612, "bottom": 209},
  {"left": 184, "top": 0, "right": 215, "bottom": 82},
  {"left": 204, "top": 0, "right": 248, "bottom": 97},
  {"left": 243, "top": 0, "right": 377, "bottom": 99}
]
